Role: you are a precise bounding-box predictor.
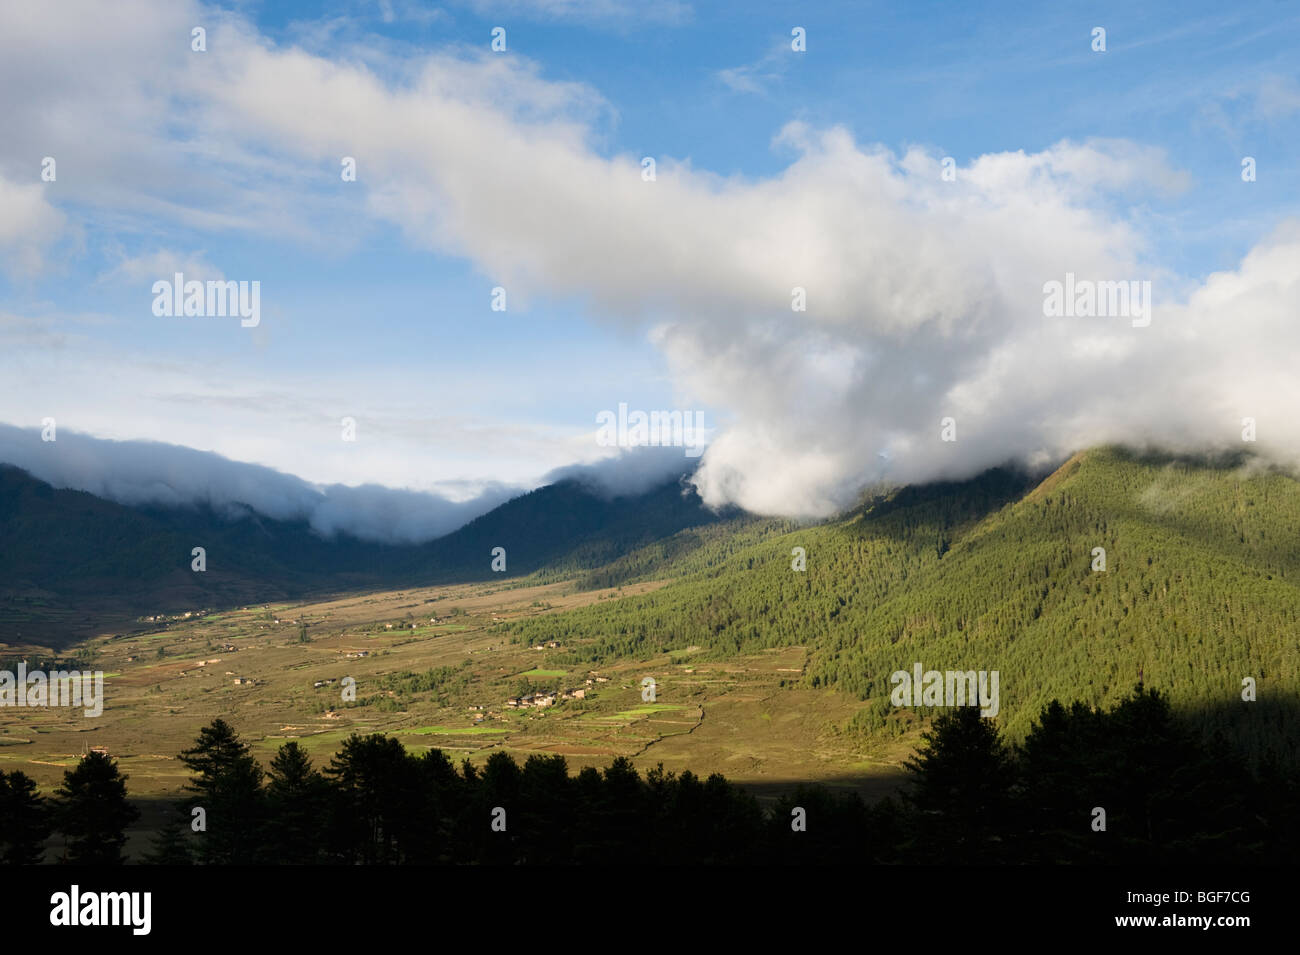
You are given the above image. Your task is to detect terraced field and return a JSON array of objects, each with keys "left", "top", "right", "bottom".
[{"left": 0, "top": 575, "right": 904, "bottom": 809}]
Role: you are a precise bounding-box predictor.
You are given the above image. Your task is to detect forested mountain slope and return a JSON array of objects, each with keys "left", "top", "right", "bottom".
[{"left": 500, "top": 449, "right": 1300, "bottom": 767}]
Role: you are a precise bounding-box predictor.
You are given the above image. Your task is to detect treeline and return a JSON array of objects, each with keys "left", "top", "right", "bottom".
[
  {"left": 0, "top": 654, "right": 95, "bottom": 672},
  {"left": 0, "top": 749, "right": 139, "bottom": 864},
  {"left": 573, "top": 514, "right": 801, "bottom": 591},
  {"left": 4, "top": 685, "right": 1295, "bottom": 865}
]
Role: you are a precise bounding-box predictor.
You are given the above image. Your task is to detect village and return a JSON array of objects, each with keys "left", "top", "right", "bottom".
[
  {"left": 502, "top": 671, "right": 611, "bottom": 711},
  {"left": 504, "top": 685, "right": 585, "bottom": 710}
]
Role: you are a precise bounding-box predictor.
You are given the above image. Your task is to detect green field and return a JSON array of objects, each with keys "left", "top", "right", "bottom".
[
  {"left": 611, "top": 704, "right": 685, "bottom": 719},
  {"left": 403, "top": 725, "right": 510, "bottom": 736}
]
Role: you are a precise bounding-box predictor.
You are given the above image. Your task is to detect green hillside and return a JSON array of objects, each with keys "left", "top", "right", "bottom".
[{"left": 500, "top": 448, "right": 1300, "bottom": 768}]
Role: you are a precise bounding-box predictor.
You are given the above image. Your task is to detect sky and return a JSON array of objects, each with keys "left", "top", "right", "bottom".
[{"left": 1, "top": 0, "right": 1298, "bottom": 540}]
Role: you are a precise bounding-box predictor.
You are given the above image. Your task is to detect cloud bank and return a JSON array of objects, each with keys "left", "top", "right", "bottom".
[
  {"left": 0, "top": 425, "right": 697, "bottom": 544},
  {"left": 180, "top": 21, "right": 1300, "bottom": 517},
  {"left": 1, "top": 3, "right": 1297, "bottom": 521}
]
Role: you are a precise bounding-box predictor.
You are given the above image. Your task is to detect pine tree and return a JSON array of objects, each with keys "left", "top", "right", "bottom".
[
  {"left": 264, "top": 741, "right": 330, "bottom": 864},
  {"left": 0, "top": 770, "right": 51, "bottom": 864},
  {"left": 324, "top": 734, "right": 422, "bottom": 864},
  {"left": 903, "top": 706, "right": 1016, "bottom": 859},
  {"left": 141, "top": 809, "right": 194, "bottom": 865},
  {"left": 53, "top": 752, "right": 140, "bottom": 865},
  {"left": 178, "top": 718, "right": 265, "bottom": 864}
]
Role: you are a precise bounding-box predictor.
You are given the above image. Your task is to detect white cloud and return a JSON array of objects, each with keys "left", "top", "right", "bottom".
[
  {"left": 716, "top": 38, "right": 793, "bottom": 95},
  {"left": 1, "top": 4, "right": 1298, "bottom": 523},
  {"left": 97, "top": 248, "right": 225, "bottom": 287},
  {"left": 0, "top": 421, "right": 520, "bottom": 544},
  {"left": 461, "top": 0, "right": 692, "bottom": 26},
  {"left": 0, "top": 173, "right": 69, "bottom": 277}
]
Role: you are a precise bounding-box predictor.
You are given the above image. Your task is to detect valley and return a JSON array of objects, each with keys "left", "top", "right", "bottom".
[
  {"left": 0, "top": 576, "right": 905, "bottom": 809},
  {"left": 3, "top": 444, "right": 1299, "bottom": 862}
]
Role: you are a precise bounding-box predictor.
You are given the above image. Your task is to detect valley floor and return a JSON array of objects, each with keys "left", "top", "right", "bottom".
[{"left": 0, "top": 575, "right": 908, "bottom": 857}]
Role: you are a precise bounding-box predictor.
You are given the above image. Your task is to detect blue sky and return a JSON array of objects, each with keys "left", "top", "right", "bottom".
[{"left": 1, "top": 0, "right": 1298, "bottom": 531}]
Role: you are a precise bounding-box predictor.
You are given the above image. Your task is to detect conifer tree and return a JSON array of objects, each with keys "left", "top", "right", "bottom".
[
  {"left": 178, "top": 718, "right": 265, "bottom": 864},
  {"left": 53, "top": 752, "right": 140, "bottom": 865},
  {"left": 0, "top": 770, "right": 50, "bottom": 865}
]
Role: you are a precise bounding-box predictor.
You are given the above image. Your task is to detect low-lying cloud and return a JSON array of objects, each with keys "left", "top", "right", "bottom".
[
  {"left": 0, "top": 424, "right": 697, "bottom": 544},
  {"left": 543, "top": 445, "right": 700, "bottom": 500}
]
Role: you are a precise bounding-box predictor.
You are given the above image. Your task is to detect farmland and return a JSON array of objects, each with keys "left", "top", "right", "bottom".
[{"left": 0, "top": 575, "right": 906, "bottom": 813}]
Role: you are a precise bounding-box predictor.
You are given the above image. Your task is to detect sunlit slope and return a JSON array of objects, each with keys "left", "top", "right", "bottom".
[{"left": 502, "top": 449, "right": 1300, "bottom": 766}]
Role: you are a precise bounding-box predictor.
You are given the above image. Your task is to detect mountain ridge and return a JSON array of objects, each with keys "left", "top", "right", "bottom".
[{"left": 0, "top": 463, "right": 725, "bottom": 645}]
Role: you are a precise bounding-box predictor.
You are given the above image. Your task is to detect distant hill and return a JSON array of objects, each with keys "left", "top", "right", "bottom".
[{"left": 0, "top": 464, "right": 726, "bottom": 645}]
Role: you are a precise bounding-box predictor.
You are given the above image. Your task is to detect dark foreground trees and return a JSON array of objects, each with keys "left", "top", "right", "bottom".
[
  {"left": 154, "top": 684, "right": 1292, "bottom": 865},
  {"left": 0, "top": 770, "right": 51, "bottom": 864},
  {"left": 264, "top": 741, "right": 332, "bottom": 864},
  {"left": 1014, "top": 685, "right": 1260, "bottom": 863},
  {"left": 51, "top": 751, "right": 140, "bottom": 864},
  {"left": 7, "top": 683, "right": 1295, "bottom": 865},
  {"left": 177, "top": 717, "right": 265, "bottom": 864},
  {"left": 904, "top": 702, "right": 1018, "bottom": 857}
]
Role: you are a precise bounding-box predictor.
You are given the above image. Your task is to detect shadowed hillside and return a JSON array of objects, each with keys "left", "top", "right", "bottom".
[{"left": 0, "top": 465, "right": 727, "bottom": 645}]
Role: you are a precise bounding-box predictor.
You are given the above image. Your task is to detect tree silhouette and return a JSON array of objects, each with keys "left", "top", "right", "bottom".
[
  {"left": 264, "top": 742, "right": 331, "bottom": 864},
  {"left": 141, "top": 808, "right": 194, "bottom": 865},
  {"left": 53, "top": 752, "right": 139, "bottom": 865},
  {"left": 1017, "top": 699, "right": 1109, "bottom": 862},
  {"left": 903, "top": 705, "right": 1016, "bottom": 859},
  {"left": 119, "top": 704, "right": 1300, "bottom": 865},
  {"left": 178, "top": 718, "right": 265, "bottom": 863},
  {"left": 0, "top": 770, "right": 50, "bottom": 864},
  {"left": 324, "top": 733, "right": 423, "bottom": 864}
]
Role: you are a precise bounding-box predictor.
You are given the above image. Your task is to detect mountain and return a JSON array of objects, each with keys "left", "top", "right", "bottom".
[
  {"left": 0, "top": 464, "right": 726, "bottom": 645},
  {"left": 6, "top": 447, "right": 1298, "bottom": 770},
  {"left": 418, "top": 476, "right": 740, "bottom": 581},
  {"left": 498, "top": 448, "right": 1300, "bottom": 769}
]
